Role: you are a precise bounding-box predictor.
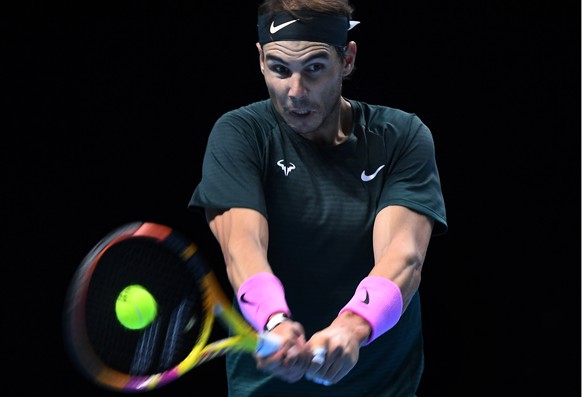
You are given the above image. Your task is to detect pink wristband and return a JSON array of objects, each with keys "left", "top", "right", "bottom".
[
  {"left": 237, "top": 273, "right": 291, "bottom": 332},
  {"left": 339, "top": 276, "right": 403, "bottom": 345}
]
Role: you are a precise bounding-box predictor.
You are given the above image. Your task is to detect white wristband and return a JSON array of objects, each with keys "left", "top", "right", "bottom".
[{"left": 264, "top": 312, "right": 290, "bottom": 332}]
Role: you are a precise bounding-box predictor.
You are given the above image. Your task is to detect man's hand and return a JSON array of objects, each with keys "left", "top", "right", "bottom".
[
  {"left": 304, "top": 311, "right": 371, "bottom": 385},
  {"left": 255, "top": 320, "right": 313, "bottom": 383}
]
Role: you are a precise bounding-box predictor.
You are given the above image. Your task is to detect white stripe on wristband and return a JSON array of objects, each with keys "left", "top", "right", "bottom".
[
  {"left": 237, "top": 272, "right": 291, "bottom": 332},
  {"left": 338, "top": 276, "right": 403, "bottom": 345}
]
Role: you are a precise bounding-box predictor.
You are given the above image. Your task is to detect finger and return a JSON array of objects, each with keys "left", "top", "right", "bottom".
[
  {"left": 305, "top": 373, "right": 332, "bottom": 386},
  {"left": 305, "top": 347, "right": 332, "bottom": 386},
  {"left": 311, "top": 377, "right": 332, "bottom": 386},
  {"left": 311, "top": 347, "right": 327, "bottom": 365}
]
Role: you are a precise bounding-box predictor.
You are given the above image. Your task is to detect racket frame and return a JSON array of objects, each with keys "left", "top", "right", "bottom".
[{"left": 64, "top": 222, "right": 278, "bottom": 392}]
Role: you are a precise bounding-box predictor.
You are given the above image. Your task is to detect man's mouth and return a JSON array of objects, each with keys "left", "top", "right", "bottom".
[{"left": 290, "top": 109, "right": 311, "bottom": 116}]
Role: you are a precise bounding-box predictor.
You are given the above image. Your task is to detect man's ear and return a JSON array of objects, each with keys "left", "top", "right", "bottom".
[
  {"left": 343, "top": 41, "right": 357, "bottom": 76},
  {"left": 256, "top": 42, "right": 265, "bottom": 74}
]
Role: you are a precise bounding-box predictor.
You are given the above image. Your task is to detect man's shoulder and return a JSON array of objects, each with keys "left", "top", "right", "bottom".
[
  {"left": 222, "top": 99, "right": 274, "bottom": 121},
  {"left": 211, "top": 99, "right": 278, "bottom": 145},
  {"left": 349, "top": 99, "right": 421, "bottom": 133},
  {"left": 350, "top": 99, "right": 415, "bottom": 120}
]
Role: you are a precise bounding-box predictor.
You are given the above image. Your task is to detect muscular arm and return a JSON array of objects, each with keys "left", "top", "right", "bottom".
[
  {"left": 337, "top": 204, "right": 434, "bottom": 341},
  {"left": 305, "top": 205, "right": 435, "bottom": 385},
  {"left": 370, "top": 204, "right": 434, "bottom": 311},
  {"left": 206, "top": 207, "right": 312, "bottom": 382},
  {"left": 205, "top": 207, "right": 272, "bottom": 291}
]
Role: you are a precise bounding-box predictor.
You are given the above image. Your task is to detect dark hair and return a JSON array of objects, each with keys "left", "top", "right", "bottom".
[{"left": 258, "top": 0, "right": 354, "bottom": 20}]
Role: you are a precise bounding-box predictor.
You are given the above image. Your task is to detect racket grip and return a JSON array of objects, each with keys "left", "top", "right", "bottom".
[{"left": 256, "top": 332, "right": 282, "bottom": 357}]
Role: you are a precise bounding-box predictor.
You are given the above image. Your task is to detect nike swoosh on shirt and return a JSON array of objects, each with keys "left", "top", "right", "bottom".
[
  {"left": 360, "top": 165, "right": 386, "bottom": 182},
  {"left": 270, "top": 19, "right": 299, "bottom": 34}
]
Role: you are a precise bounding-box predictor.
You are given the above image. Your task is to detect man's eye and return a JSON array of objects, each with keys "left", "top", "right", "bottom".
[
  {"left": 272, "top": 65, "right": 290, "bottom": 75},
  {"left": 307, "top": 64, "right": 324, "bottom": 72}
]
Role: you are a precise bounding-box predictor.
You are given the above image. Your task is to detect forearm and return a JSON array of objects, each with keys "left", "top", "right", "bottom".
[
  {"left": 223, "top": 235, "right": 272, "bottom": 291},
  {"left": 371, "top": 205, "right": 433, "bottom": 311},
  {"left": 369, "top": 249, "right": 424, "bottom": 312},
  {"left": 206, "top": 207, "right": 292, "bottom": 331},
  {"left": 206, "top": 207, "right": 272, "bottom": 291},
  {"left": 336, "top": 206, "right": 433, "bottom": 345}
]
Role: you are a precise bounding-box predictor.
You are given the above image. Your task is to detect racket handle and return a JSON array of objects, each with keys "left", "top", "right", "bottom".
[{"left": 256, "top": 332, "right": 282, "bottom": 357}]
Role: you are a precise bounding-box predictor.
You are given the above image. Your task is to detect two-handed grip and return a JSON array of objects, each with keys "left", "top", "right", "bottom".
[{"left": 256, "top": 337, "right": 331, "bottom": 387}]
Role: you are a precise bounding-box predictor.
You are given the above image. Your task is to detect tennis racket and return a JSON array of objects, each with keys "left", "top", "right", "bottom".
[{"left": 63, "top": 221, "right": 281, "bottom": 392}]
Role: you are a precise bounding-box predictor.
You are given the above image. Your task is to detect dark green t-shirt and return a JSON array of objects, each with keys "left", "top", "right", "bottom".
[{"left": 189, "top": 99, "right": 447, "bottom": 396}]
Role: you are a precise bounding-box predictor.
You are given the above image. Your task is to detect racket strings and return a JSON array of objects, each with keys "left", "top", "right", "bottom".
[
  {"left": 159, "top": 294, "right": 199, "bottom": 369},
  {"left": 130, "top": 319, "right": 162, "bottom": 374},
  {"left": 84, "top": 238, "right": 205, "bottom": 376}
]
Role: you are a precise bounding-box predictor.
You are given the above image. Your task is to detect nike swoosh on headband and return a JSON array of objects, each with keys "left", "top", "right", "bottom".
[
  {"left": 270, "top": 19, "right": 299, "bottom": 34},
  {"left": 361, "top": 164, "right": 386, "bottom": 182}
]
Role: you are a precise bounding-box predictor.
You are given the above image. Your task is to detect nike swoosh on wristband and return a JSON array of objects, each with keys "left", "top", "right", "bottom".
[
  {"left": 270, "top": 19, "right": 299, "bottom": 34},
  {"left": 360, "top": 164, "right": 386, "bottom": 182},
  {"left": 240, "top": 293, "right": 257, "bottom": 305},
  {"left": 362, "top": 289, "right": 370, "bottom": 304}
]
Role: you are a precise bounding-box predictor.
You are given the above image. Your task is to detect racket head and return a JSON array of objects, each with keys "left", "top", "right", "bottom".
[{"left": 62, "top": 221, "right": 254, "bottom": 392}]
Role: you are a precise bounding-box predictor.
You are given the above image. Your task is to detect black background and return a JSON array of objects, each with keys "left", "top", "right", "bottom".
[{"left": 4, "top": 1, "right": 580, "bottom": 396}]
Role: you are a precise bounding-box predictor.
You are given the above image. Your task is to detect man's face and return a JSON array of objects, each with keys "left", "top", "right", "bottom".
[{"left": 259, "top": 40, "right": 345, "bottom": 137}]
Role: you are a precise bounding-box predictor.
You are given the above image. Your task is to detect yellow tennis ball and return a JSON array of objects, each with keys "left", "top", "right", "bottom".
[{"left": 115, "top": 284, "right": 158, "bottom": 330}]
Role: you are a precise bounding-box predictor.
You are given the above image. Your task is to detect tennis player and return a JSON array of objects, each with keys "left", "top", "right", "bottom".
[{"left": 189, "top": 0, "right": 447, "bottom": 395}]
